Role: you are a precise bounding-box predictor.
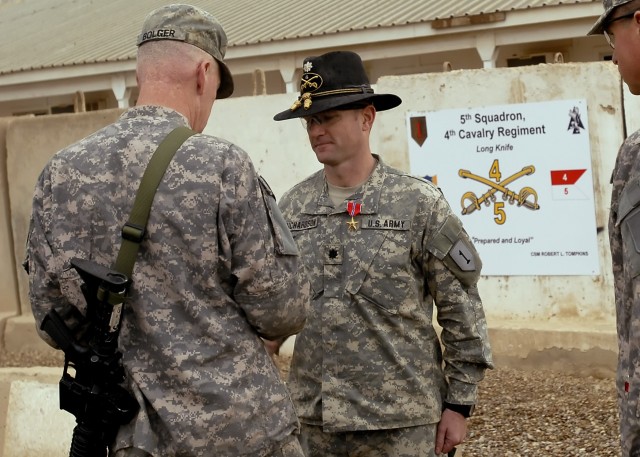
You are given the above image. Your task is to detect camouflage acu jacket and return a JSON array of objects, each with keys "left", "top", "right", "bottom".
[
  {"left": 609, "top": 129, "right": 640, "bottom": 455},
  {"left": 278, "top": 157, "right": 493, "bottom": 432},
  {"left": 26, "top": 105, "right": 310, "bottom": 456}
]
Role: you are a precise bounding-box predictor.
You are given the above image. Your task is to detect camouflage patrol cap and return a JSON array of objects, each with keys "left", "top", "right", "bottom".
[
  {"left": 137, "top": 4, "right": 234, "bottom": 98},
  {"left": 588, "top": 0, "right": 635, "bottom": 35}
]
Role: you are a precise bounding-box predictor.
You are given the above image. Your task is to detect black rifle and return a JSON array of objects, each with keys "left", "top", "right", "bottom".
[{"left": 40, "top": 257, "right": 139, "bottom": 457}]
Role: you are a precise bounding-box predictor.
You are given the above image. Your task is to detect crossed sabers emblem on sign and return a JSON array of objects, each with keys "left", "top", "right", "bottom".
[{"left": 459, "top": 166, "right": 540, "bottom": 215}]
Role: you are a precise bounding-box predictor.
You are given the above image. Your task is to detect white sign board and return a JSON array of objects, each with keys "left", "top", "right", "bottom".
[{"left": 407, "top": 99, "right": 600, "bottom": 276}]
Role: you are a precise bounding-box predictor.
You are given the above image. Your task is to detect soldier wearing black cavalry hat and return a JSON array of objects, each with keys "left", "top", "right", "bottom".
[{"left": 274, "top": 50, "right": 493, "bottom": 457}]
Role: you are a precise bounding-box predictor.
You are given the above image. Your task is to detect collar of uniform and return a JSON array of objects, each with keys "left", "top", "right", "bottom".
[
  {"left": 299, "top": 155, "right": 386, "bottom": 216},
  {"left": 352, "top": 154, "right": 384, "bottom": 215},
  {"left": 120, "top": 105, "right": 191, "bottom": 127},
  {"left": 297, "top": 171, "right": 333, "bottom": 215}
]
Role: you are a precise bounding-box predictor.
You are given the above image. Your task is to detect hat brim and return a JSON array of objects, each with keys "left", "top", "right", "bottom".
[
  {"left": 587, "top": 12, "right": 609, "bottom": 35},
  {"left": 216, "top": 60, "right": 234, "bottom": 99},
  {"left": 273, "top": 93, "right": 402, "bottom": 121}
]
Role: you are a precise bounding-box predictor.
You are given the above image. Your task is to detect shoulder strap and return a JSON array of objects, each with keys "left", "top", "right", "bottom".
[{"left": 114, "top": 126, "right": 195, "bottom": 277}]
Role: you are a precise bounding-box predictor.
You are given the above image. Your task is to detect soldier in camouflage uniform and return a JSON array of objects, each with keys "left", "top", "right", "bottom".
[
  {"left": 590, "top": 1, "right": 640, "bottom": 455},
  {"left": 25, "top": 4, "right": 309, "bottom": 457},
  {"left": 273, "top": 51, "right": 493, "bottom": 457}
]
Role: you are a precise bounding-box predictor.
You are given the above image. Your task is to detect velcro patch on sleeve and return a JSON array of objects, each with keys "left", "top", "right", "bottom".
[{"left": 450, "top": 239, "right": 476, "bottom": 272}]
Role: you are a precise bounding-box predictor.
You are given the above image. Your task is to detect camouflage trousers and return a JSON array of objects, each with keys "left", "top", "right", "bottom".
[
  {"left": 111, "top": 436, "right": 304, "bottom": 457},
  {"left": 621, "top": 382, "right": 640, "bottom": 457},
  {"left": 621, "top": 419, "right": 640, "bottom": 457},
  {"left": 299, "top": 423, "right": 443, "bottom": 457},
  {"left": 113, "top": 449, "right": 151, "bottom": 457}
]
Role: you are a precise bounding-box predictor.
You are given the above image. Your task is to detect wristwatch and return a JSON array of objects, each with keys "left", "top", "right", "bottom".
[{"left": 443, "top": 402, "right": 475, "bottom": 418}]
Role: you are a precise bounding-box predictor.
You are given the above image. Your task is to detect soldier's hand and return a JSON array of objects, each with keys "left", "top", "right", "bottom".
[
  {"left": 262, "top": 337, "right": 285, "bottom": 356},
  {"left": 435, "top": 408, "right": 467, "bottom": 455}
]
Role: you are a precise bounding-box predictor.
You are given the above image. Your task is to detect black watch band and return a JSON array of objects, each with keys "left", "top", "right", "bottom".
[{"left": 443, "top": 402, "right": 475, "bottom": 418}]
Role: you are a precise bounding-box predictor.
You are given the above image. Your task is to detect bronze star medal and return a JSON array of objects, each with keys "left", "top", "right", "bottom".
[{"left": 347, "top": 201, "right": 362, "bottom": 231}]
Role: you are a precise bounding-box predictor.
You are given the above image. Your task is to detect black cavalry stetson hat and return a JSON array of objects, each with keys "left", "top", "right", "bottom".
[{"left": 273, "top": 51, "right": 402, "bottom": 121}]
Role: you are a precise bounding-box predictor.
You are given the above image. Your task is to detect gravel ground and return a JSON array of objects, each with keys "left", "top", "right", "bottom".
[
  {"left": 272, "top": 355, "right": 620, "bottom": 457},
  {"left": 0, "top": 348, "right": 64, "bottom": 367},
  {"left": 4, "top": 350, "right": 620, "bottom": 456},
  {"left": 462, "top": 366, "right": 619, "bottom": 457}
]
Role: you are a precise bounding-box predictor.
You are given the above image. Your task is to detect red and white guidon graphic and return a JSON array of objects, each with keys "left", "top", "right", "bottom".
[{"left": 550, "top": 169, "right": 587, "bottom": 200}]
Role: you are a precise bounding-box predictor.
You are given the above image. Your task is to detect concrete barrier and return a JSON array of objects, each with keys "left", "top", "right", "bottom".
[{"left": 0, "top": 368, "right": 73, "bottom": 457}]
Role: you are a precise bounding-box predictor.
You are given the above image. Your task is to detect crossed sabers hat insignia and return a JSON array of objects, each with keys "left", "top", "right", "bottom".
[{"left": 459, "top": 166, "right": 540, "bottom": 215}]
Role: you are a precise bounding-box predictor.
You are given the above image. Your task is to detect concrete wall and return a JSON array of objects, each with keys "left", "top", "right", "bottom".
[
  {"left": 0, "top": 60, "right": 624, "bottom": 454},
  {"left": 373, "top": 62, "right": 621, "bottom": 370},
  {"left": 0, "top": 119, "right": 18, "bottom": 341},
  {"left": 5, "top": 109, "right": 124, "bottom": 354},
  {"left": 4, "top": 62, "right": 622, "bottom": 364},
  {"left": 204, "top": 62, "right": 621, "bottom": 373},
  {"left": 378, "top": 63, "right": 623, "bottom": 322}
]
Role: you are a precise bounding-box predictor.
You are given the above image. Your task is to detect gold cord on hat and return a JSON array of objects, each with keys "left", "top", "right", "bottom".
[
  {"left": 290, "top": 93, "right": 312, "bottom": 111},
  {"left": 289, "top": 87, "right": 374, "bottom": 112}
]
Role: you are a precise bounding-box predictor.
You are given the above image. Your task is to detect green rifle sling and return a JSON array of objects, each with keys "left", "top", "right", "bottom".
[{"left": 114, "top": 126, "right": 195, "bottom": 277}]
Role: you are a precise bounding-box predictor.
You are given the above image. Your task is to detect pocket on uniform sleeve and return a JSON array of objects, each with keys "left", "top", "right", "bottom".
[
  {"left": 426, "top": 215, "right": 481, "bottom": 288},
  {"left": 618, "top": 177, "right": 640, "bottom": 278},
  {"left": 258, "top": 176, "right": 299, "bottom": 256},
  {"left": 622, "top": 208, "right": 640, "bottom": 278}
]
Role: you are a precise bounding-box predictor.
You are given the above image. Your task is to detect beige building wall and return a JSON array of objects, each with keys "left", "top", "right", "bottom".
[
  {"left": 5, "top": 109, "right": 124, "bottom": 352},
  {"left": 373, "top": 61, "right": 620, "bottom": 372},
  {"left": 0, "top": 59, "right": 625, "bottom": 457},
  {"left": 375, "top": 61, "right": 618, "bottom": 321},
  {"left": 2, "top": 62, "right": 621, "bottom": 368},
  {"left": 0, "top": 120, "right": 19, "bottom": 336}
]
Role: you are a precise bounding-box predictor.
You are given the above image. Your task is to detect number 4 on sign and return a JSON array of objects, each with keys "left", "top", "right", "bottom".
[{"left": 550, "top": 169, "right": 587, "bottom": 200}]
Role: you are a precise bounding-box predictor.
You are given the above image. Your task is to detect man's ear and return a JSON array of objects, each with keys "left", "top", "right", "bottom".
[
  {"left": 362, "top": 105, "right": 376, "bottom": 131},
  {"left": 196, "top": 60, "right": 210, "bottom": 95}
]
